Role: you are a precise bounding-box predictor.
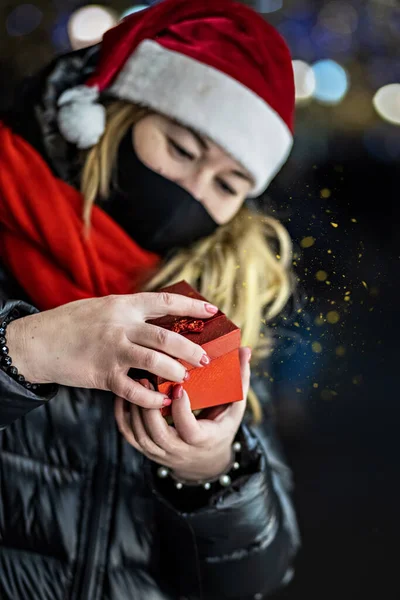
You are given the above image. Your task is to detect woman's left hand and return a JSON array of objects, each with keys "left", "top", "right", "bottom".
[{"left": 114, "top": 346, "right": 252, "bottom": 481}]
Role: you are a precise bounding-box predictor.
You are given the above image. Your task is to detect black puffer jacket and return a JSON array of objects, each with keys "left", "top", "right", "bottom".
[{"left": 0, "top": 48, "right": 300, "bottom": 600}]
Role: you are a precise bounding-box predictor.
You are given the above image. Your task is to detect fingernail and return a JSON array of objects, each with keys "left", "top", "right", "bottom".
[
  {"left": 139, "top": 378, "right": 151, "bottom": 389},
  {"left": 172, "top": 384, "right": 183, "bottom": 400},
  {"left": 248, "top": 348, "right": 252, "bottom": 362},
  {"left": 163, "top": 397, "right": 172, "bottom": 407},
  {"left": 183, "top": 370, "right": 190, "bottom": 382},
  {"left": 205, "top": 303, "right": 218, "bottom": 314},
  {"left": 200, "top": 353, "right": 210, "bottom": 366}
]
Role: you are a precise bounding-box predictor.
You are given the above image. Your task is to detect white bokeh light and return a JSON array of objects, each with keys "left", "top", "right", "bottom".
[
  {"left": 373, "top": 84, "right": 400, "bottom": 126},
  {"left": 292, "top": 60, "right": 316, "bottom": 103},
  {"left": 68, "top": 5, "right": 117, "bottom": 50}
]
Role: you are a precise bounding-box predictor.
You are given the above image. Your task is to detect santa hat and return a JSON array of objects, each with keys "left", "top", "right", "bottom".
[{"left": 58, "top": 0, "right": 295, "bottom": 197}]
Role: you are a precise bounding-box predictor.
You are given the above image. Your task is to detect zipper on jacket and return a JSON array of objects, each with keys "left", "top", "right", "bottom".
[{"left": 74, "top": 394, "right": 118, "bottom": 600}]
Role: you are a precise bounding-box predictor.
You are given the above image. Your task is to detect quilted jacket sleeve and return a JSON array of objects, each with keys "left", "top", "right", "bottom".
[
  {"left": 148, "top": 375, "right": 300, "bottom": 600},
  {"left": 0, "top": 299, "right": 59, "bottom": 430}
]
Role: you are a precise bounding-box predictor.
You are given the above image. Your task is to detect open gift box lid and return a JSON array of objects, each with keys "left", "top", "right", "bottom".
[{"left": 146, "top": 280, "right": 241, "bottom": 374}]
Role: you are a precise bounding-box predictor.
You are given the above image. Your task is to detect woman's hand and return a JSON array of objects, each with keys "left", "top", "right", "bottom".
[
  {"left": 6, "top": 293, "right": 218, "bottom": 410},
  {"left": 114, "top": 347, "right": 252, "bottom": 481}
]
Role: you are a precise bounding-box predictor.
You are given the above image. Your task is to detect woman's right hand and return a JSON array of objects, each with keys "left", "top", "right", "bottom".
[{"left": 6, "top": 293, "right": 218, "bottom": 409}]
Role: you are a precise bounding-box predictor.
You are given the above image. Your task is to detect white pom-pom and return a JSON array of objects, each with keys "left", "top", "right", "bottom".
[{"left": 57, "top": 85, "right": 106, "bottom": 149}]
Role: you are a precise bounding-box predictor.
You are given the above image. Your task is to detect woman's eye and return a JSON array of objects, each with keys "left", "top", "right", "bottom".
[
  {"left": 168, "top": 138, "right": 195, "bottom": 160},
  {"left": 217, "top": 179, "right": 236, "bottom": 195}
]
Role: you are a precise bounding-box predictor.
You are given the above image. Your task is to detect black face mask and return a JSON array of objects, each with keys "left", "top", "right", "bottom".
[{"left": 102, "top": 129, "right": 219, "bottom": 256}]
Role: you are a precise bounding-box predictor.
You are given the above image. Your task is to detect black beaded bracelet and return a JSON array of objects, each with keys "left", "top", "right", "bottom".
[{"left": 0, "top": 309, "right": 45, "bottom": 394}]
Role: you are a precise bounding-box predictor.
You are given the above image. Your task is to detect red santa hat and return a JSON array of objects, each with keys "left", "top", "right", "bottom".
[{"left": 58, "top": 0, "right": 295, "bottom": 197}]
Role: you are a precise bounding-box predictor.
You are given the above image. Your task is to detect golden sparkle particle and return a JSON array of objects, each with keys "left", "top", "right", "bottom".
[
  {"left": 312, "top": 342, "right": 323, "bottom": 353},
  {"left": 362, "top": 281, "right": 368, "bottom": 289},
  {"left": 336, "top": 346, "right": 346, "bottom": 357},
  {"left": 330, "top": 222, "right": 339, "bottom": 228},
  {"left": 316, "top": 270, "right": 328, "bottom": 281},
  {"left": 321, "top": 389, "right": 337, "bottom": 401},
  {"left": 327, "top": 311, "right": 340, "bottom": 324},
  {"left": 321, "top": 188, "right": 331, "bottom": 198},
  {"left": 300, "top": 236, "right": 315, "bottom": 248},
  {"left": 313, "top": 383, "right": 319, "bottom": 388}
]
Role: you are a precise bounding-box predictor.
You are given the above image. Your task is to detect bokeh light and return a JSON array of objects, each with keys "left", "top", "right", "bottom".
[
  {"left": 318, "top": 1, "right": 358, "bottom": 35},
  {"left": 255, "top": 0, "right": 283, "bottom": 13},
  {"left": 51, "top": 11, "right": 71, "bottom": 53},
  {"left": 120, "top": 5, "right": 149, "bottom": 19},
  {"left": 68, "top": 5, "right": 118, "bottom": 50},
  {"left": 364, "top": 124, "right": 400, "bottom": 162},
  {"left": 292, "top": 60, "right": 316, "bottom": 103},
  {"left": 373, "top": 84, "right": 400, "bottom": 126},
  {"left": 6, "top": 4, "right": 43, "bottom": 36},
  {"left": 312, "top": 59, "right": 349, "bottom": 104}
]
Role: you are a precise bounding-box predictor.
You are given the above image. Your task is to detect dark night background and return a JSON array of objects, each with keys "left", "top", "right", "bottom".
[{"left": 0, "top": 0, "right": 399, "bottom": 598}]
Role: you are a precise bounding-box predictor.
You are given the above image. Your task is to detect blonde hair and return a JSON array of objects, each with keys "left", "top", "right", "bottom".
[{"left": 81, "top": 101, "right": 295, "bottom": 424}]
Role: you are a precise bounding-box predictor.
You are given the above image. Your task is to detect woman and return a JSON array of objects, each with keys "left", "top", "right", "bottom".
[{"left": 0, "top": 0, "right": 300, "bottom": 598}]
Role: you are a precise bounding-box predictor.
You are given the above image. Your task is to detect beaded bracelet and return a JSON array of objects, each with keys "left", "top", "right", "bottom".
[
  {"left": 0, "top": 309, "right": 47, "bottom": 394},
  {"left": 156, "top": 440, "right": 242, "bottom": 490}
]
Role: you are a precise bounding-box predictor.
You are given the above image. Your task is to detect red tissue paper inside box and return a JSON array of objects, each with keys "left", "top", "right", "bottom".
[{"left": 146, "top": 280, "right": 243, "bottom": 417}]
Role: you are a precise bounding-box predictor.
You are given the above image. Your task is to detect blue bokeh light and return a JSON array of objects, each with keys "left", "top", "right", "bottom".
[
  {"left": 312, "top": 60, "right": 349, "bottom": 104},
  {"left": 6, "top": 3, "right": 43, "bottom": 36},
  {"left": 254, "top": 0, "right": 283, "bottom": 13},
  {"left": 51, "top": 10, "right": 72, "bottom": 53},
  {"left": 121, "top": 5, "right": 149, "bottom": 19},
  {"left": 363, "top": 125, "right": 400, "bottom": 163}
]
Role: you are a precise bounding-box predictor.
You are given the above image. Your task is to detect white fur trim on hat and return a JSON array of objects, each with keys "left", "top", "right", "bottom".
[
  {"left": 109, "top": 40, "right": 293, "bottom": 196},
  {"left": 57, "top": 85, "right": 106, "bottom": 149}
]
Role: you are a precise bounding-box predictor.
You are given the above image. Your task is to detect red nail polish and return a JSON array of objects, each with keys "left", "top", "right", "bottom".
[
  {"left": 163, "top": 398, "right": 172, "bottom": 407},
  {"left": 200, "top": 354, "right": 210, "bottom": 366},
  {"left": 172, "top": 384, "right": 183, "bottom": 400}
]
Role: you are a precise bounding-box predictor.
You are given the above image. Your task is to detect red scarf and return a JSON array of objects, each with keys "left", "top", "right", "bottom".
[{"left": 0, "top": 123, "right": 161, "bottom": 310}]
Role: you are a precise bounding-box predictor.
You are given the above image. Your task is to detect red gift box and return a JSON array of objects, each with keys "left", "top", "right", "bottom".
[{"left": 146, "top": 280, "right": 243, "bottom": 417}]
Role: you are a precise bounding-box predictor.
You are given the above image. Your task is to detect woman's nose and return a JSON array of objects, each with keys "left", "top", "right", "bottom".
[{"left": 176, "top": 171, "right": 210, "bottom": 201}]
